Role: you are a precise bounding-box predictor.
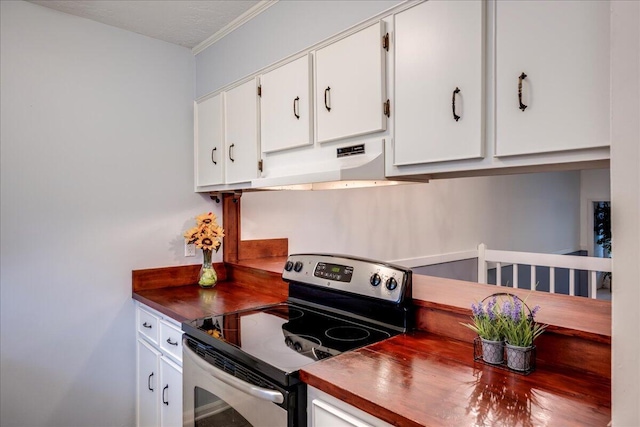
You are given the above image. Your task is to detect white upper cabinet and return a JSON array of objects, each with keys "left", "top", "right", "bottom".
[
  {"left": 225, "top": 78, "right": 260, "bottom": 184},
  {"left": 495, "top": 0, "right": 610, "bottom": 157},
  {"left": 394, "top": 0, "right": 484, "bottom": 166},
  {"left": 195, "top": 94, "right": 224, "bottom": 188},
  {"left": 260, "top": 55, "right": 312, "bottom": 153},
  {"left": 315, "top": 21, "right": 387, "bottom": 144}
]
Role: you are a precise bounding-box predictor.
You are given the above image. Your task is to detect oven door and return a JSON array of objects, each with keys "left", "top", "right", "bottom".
[{"left": 183, "top": 338, "right": 288, "bottom": 427}]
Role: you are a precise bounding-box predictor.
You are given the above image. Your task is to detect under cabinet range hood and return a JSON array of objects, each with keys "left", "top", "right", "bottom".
[{"left": 252, "top": 139, "right": 427, "bottom": 190}]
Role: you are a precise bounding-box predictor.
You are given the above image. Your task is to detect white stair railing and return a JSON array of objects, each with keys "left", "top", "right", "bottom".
[{"left": 477, "top": 243, "right": 612, "bottom": 299}]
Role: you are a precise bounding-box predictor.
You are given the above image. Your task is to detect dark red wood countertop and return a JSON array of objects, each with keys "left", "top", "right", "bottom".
[
  {"left": 132, "top": 258, "right": 611, "bottom": 426},
  {"left": 300, "top": 332, "right": 611, "bottom": 426}
]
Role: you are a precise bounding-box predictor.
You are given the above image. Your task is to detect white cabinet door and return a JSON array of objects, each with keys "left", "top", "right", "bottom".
[
  {"left": 137, "top": 339, "right": 160, "bottom": 427},
  {"left": 195, "top": 94, "right": 224, "bottom": 187},
  {"left": 225, "top": 78, "right": 260, "bottom": 184},
  {"left": 315, "top": 22, "right": 386, "bottom": 144},
  {"left": 495, "top": 0, "right": 610, "bottom": 157},
  {"left": 160, "top": 356, "right": 183, "bottom": 427},
  {"left": 261, "top": 55, "right": 312, "bottom": 153},
  {"left": 394, "top": 0, "right": 484, "bottom": 165}
]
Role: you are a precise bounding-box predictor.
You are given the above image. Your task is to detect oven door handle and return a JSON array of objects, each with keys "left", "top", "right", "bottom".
[{"left": 183, "top": 339, "right": 285, "bottom": 404}]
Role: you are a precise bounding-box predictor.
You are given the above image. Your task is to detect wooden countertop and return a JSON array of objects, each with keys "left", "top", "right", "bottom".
[
  {"left": 300, "top": 332, "right": 611, "bottom": 427},
  {"left": 132, "top": 258, "right": 611, "bottom": 426}
]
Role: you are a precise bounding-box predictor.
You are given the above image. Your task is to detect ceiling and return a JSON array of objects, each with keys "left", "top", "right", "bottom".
[{"left": 27, "top": 0, "right": 271, "bottom": 50}]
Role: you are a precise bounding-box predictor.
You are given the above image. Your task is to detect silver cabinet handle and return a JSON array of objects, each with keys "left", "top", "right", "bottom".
[{"left": 183, "top": 339, "right": 284, "bottom": 404}]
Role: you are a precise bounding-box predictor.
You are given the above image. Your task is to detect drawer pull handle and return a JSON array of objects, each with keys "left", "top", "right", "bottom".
[
  {"left": 324, "top": 86, "right": 331, "bottom": 112},
  {"left": 142, "top": 322, "right": 152, "bottom": 329},
  {"left": 452, "top": 87, "right": 461, "bottom": 122},
  {"left": 166, "top": 338, "right": 178, "bottom": 346},
  {"left": 148, "top": 372, "right": 154, "bottom": 391},
  {"left": 162, "top": 385, "right": 169, "bottom": 405},
  {"left": 518, "top": 72, "right": 528, "bottom": 111},
  {"left": 211, "top": 147, "right": 217, "bottom": 165},
  {"left": 293, "top": 96, "right": 300, "bottom": 119}
]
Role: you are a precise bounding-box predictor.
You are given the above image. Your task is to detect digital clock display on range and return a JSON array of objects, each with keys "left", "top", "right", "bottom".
[{"left": 314, "top": 262, "right": 353, "bottom": 283}]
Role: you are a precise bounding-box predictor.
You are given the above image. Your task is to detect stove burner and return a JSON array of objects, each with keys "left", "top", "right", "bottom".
[
  {"left": 325, "top": 326, "right": 371, "bottom": 342},
  {"left": 264, "top": 306, "right": 304, "bottom": 321}
]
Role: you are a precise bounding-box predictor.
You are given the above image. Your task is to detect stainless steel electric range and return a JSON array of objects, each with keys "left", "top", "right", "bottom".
[{"left": 182, "top": 253, "right": 412, "bottom": 427}]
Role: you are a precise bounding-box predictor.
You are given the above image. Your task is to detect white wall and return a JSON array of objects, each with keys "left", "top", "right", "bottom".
[
  {"left": 0, "top": 2, "right": 217, "bottom": 426},
  {"left": 241, "top": 171, "right": 582, "bottom": 260}
]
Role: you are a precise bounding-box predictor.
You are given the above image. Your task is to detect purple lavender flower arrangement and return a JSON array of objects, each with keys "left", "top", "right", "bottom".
[
  {"left": 500, "top": 295, "right": 546, "bottom": 348},
  {"left": 461, "top": 295, "right": 502, "bottom": 341}
]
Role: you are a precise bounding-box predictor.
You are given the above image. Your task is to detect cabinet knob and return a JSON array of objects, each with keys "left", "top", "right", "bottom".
[
  {"left": 518, "top": 72, "right": 528, "bottom": 112},
  {"left": 452, "top": 87, "right": 461, "bottom": 122}
]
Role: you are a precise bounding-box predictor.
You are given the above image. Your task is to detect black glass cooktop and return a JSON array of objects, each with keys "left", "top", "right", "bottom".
[{"left": 182, "top": 302, "right": 397, "bottom": 376}]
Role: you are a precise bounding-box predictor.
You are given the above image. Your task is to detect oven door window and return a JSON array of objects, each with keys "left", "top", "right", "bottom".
[{"left": 194, "top": 386, "right": 252, "bottom": 427}]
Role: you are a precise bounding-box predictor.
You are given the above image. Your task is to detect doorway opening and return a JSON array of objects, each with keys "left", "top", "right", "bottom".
[{"left": 593, "top": 201, "right": 611, "bottom": 299}]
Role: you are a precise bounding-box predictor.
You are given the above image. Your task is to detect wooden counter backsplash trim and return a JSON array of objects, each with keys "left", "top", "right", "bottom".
[
  {"left": 222, "top": 193, "right": 241, "bottom": 263},
  {"left": 132, "top": 262, "right": 227, "bottom": 292},
  {"left": 221, "top": 192, "right": 289, "bottom": 262}
]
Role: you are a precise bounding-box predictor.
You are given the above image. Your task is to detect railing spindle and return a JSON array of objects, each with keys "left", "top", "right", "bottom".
[
  {"left": 530, "top": 265, "right": 536, "bottom": 290},
  {"left": 590, "top": 270, "right": 597, "bottom": 299},
  {"left": 549, "top": 267, "right": 555, "bottom": 294},
  {"left": 569, "top": 269, "right": 575, "bottom": 296},
  {"left": 513, "top": 264, "right": 518, "bottom": 288},
  {"left": 496, "top": 262, "right": 502, "bottom": 286}
]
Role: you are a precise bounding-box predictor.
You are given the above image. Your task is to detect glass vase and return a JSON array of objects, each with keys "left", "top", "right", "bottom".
[{"left": 198, "top": 249, "right": 217, "bottom": 288}]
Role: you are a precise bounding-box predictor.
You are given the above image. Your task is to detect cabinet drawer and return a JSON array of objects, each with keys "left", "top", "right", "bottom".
[
  {"left": 137, "top": 306, "right": 160, "bottom": 345},
  {"left": 159, "top": 319, "right": 183, "bottom": 363}
]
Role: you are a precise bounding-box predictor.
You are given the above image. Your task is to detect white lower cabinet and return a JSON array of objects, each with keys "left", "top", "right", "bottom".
[
  {"left": 136, "top": 303, "right": 183, "bottom": 427},
  {"left": 308, "top": 386, "right": 392, "bottom": 427}
]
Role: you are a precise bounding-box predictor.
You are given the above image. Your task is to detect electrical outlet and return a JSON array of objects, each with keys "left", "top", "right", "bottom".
[{"left": 184, "top": 242, "right": 196, "bottom": 257}]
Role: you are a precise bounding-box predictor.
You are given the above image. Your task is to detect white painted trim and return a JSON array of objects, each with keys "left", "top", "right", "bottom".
[
  {"left": 390, "top": 250, "right": 478, "bottom": 268},
  {"left": 192, "top": 1, "right": 279, "bottom": 55},
  {"left": 483, "top": 248, "right": 612, "bottom": 272}
]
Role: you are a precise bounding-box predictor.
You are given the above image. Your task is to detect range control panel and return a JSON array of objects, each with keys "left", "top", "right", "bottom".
[{"left": 282, "top": 254, "right": 411, "bottom": 304}]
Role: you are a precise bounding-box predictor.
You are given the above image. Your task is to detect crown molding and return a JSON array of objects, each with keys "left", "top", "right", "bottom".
[{"left": 192, "top": 0, "right": 278, "bottom": 55}]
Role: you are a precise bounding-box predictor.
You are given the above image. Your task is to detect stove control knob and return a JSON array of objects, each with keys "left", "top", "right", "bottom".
[
  {"left": 294, "top": 261, "right": 304, "bottom": 272},
  {"left": 285, "top": 337, "right": 294, "bottom": 348},
  {"left": 370, "top": 273, "right": 381, "bottom": 287},
  {"left": 386, "top": 277, "right": 398, "bottom": 291},
  {"left": 284, "top": 261, "right": 294, "bottom": 272},
  {"left": 294, "top": 342, "right": 303, "bottom": 353}
]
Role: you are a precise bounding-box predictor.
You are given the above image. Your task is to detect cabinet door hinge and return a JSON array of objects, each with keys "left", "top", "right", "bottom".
[
  {"left": 257, "top": 85, "right": 262, "bottom": 97},
  {"left": 382, "top": 33, "right": 390, "bottom": 51},
  {"left": 383, "top": 99, "right": 391, "bottom": 118},
  {"left": 258, "top": 159, "right": 263, "bottom": 172}
]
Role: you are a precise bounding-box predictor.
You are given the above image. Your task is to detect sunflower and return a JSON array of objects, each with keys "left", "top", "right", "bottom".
[
  {"left": 185, "top": 212, "right": 224, "bottom": 252},
  {"left": 196, "top": 235, "right": 218, "bottom": 251},
  {"left": 196, "top": 212, "right": 217, "bottom": 226}
]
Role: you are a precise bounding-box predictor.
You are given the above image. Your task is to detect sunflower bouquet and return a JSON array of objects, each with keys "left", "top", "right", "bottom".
[
  {"left": 184, "top": 212, "right": 225, "bottom": 287},
  {"left": 184, "top": 212, "right": 225, "bottom": 252}
]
